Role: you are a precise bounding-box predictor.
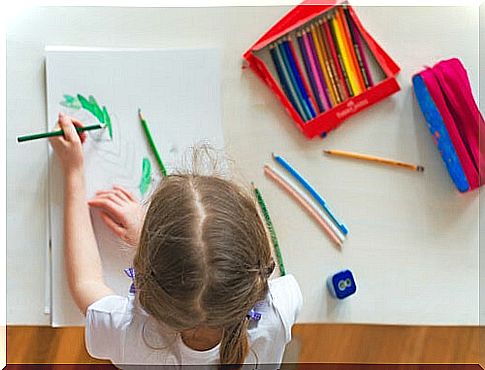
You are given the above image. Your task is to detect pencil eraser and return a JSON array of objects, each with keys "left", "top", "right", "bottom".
[{"left": 327, "top": 269, "right": 356, "bottom": 299}]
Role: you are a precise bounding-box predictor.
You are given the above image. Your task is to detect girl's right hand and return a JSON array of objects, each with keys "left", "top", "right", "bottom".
[
  {"left": 49, "top": 112, "right": 87, "bottom": 175},
  {"left": 88, "top": 186, "right": 146, "bottom": 247}
]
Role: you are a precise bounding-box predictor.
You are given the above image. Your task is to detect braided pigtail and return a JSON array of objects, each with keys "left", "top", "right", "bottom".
[{"left": 219, "top": 318, "right": 250, "bottom": 369}]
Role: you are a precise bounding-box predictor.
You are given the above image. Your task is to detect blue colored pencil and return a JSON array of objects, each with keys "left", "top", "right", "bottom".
[
  {"left": 272, "top": 153, "right": 349, "bottom": 236},
  {"left": 282, "top": 38, "right": 316, "bottom": 118},
  {"left": 271, "top": 43, "right": 307, "bottom": 121},
  {"left": 297, "top": 32, "right": 324, "bottom": 113},
  {"left": 277, "top": 41, "right": 312, "bottom": 121},
  {"left": 269, "top": 44, "right": 299, "bottom": 116}
]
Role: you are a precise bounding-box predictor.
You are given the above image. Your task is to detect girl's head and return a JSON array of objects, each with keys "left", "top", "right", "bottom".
[{"left": 133, "top": 162, "right": 274, "bottom": 365}]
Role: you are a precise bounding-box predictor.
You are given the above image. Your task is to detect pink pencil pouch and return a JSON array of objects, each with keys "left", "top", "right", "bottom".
[{"left": 412, "top": 58, "right": 484, "bottom": 192}]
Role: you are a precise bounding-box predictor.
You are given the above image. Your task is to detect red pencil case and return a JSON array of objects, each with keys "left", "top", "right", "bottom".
[
  {"left": 243, "top": 0, "right": 401, "bottom": 139},
  {"left": 413, "top": 58, "right": 485, "bottom": 192}
]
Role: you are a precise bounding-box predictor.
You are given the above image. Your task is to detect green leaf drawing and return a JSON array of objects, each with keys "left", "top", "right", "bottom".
[
  {"left": 102, "top": 106, "right": 112, "bottom": 139},
  {"left": 74, "top": 93, "right": 113, "bottom": 139},
  {"left": 77, "top": 94, "right": 105, "bottom": 123},
  {"left": 139, "top": 157, "right": 152, "bottom": 196},
  {"left": 60, "top": 94, "right": 81, "bottom": 109},
  {"left": 88, "top": 95, "right": 105, "bottom": 123}
]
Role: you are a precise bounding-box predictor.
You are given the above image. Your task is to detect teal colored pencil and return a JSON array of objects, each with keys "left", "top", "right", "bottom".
[
  {"left": 252, "top": 183, "right": 286, "bottom": 276},
  {"left": 138, "top": 109, "right": 167, "bottom": 177},
  {"left": 273, "top": 42, "right": 307, "bottom": 122}
]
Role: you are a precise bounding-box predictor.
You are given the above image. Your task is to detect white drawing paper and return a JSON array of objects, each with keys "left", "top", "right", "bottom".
[{"left": 46, "top": 47, "right": 223, "bottom": 326}]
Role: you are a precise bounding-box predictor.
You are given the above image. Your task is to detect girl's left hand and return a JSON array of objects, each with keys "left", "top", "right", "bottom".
[{"left": 88, "top": 186, "right": 146, "bottom": 247}]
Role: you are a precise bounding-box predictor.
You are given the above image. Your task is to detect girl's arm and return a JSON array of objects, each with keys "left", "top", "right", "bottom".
[{"left": 50, "top": 113, "right": 113, "bottom": 314}]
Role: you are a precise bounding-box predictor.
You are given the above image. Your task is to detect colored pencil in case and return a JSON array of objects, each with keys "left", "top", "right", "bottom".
[
  {"left": 264, "top": 165, "right": 343, "bottom": 247},
  {"left": 331, "top": 9, "right": 362, "bottom": 95},
  {"left": 286, "top": 36, "right": 319, "bottom": 116},
  {"left": 279, "top": 40, "right": 314, "bottom": 121},
  {"left": 17, "top": 123, "right": 104, "bottom": 143},
  {"left": 138, "top": 109, "right": 167, "bottom": 177},
  {"left": 282, "top": 37, "right": 317, "bottom": 118},
  {"left": 269, "top": 44, "right": 301, "bottom": 116},
  {"left": 272, "top": 153, "right": 349, "bottom": 236},
  {"left": 321, "top": 15, "right": 351, "bottom": 99},
  {"left": 306, "top": 27, "right": 332, "bottom": 109},
  {"left": 310, "top": 24, "right": 337, "bottom": 106},
  {"left": 314, "top": 19, "right": 343, "bottom": 104},
  {"left": 252, "top": 183, "right": 287, "bottom": 276},
  {"left": 343, "top": 5, "right": 374, "bottom": 88},
  {"left": 325, "top": 13, "right": 353, "bottom": 97},
  {"left": 324, "top": 149, "right": 424, "bottom": 172},
  {"left": 302, "top": 29, "right": 330, "bottom": 111},
  {"left": 297, "top": 32, "right": 324, "bottom": 113},
  {"left": 337, "top": 7, "right": 366, "bottom": 92},
  {"left": 271, "top": 43, "right": 307, "bottom": 121},
  {"left": 318, "top": 18, "right": 347, "bottom": 101}
]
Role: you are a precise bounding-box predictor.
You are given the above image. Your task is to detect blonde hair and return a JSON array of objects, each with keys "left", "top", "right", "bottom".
[{"left": 133, "top": 151, "right": 274, "bottom": 367}]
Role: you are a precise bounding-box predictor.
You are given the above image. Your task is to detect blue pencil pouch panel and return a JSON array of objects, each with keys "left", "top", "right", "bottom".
[{"left": 412, "top": 75, "right": 470, "bottom": 192}]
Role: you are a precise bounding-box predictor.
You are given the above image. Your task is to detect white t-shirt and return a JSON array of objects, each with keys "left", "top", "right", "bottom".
[{"left": 85, "top": 274, "right": 302, "bottom": 369}]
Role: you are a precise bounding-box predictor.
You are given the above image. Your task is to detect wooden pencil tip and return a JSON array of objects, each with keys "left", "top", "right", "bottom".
[
  {"left": 417, "top": 166, "right": 425, "bottom": 172},
  {"left": 271, "top": 152, "right": 276, "bottom": 159}
]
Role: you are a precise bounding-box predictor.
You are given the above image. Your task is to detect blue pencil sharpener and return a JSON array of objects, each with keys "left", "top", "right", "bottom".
[{"left": 327, "top": 269, "right": 357, "bottom": 299}]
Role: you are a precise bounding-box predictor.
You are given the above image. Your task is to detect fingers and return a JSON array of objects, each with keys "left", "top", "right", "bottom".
[
  {"left": 70, "top": 117, "right": 85, "bottom": 128},
  {"left": 95, "top": 189, "right": 128, "bottom": 204},
  {"left": 58, "top": 112, "right": 80, "bottom": 143},
  {"left": 95, "top": 186, "right": 137, "bottom": 203},
  {"left": 99, "top": 211, "right": 126, "bottom": 239},
  {"left": 113, "top": 185, "right": 137, "bottom": 202},
  {"left": 70, "top": 117, "right": 87, "bottom": 143},
  {"left": 88, "top": 198, "right": 123, "bottom": 221}
]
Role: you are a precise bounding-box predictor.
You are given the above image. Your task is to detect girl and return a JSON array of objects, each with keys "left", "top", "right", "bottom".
[{"left": 50, "top": 112, "right": 302, "bottom": 368}]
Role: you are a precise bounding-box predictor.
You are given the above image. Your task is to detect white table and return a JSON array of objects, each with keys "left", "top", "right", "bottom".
[{"left": 7, "top": 5, "right": 483, "bottom": 325}]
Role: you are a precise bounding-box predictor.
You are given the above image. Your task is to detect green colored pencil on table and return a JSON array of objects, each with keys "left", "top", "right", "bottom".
[
  {"left": 252, "top": 183, "right": 286, "bottom": 276},
  {"left": 138, "top": 109, "right": 167, "bottom": 177},
  {"left": 17, "top": 124, "right": 105, "bottom": 143}
]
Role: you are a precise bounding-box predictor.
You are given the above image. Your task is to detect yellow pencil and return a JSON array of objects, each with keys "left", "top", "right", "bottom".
[
  {"left": 324, "top": 149, "right": 425, "bottom": 172},
  {"left": 336, "top": 7, "right": 365, "bottom": 92},
  {"left": 310, "top": 25, "right": 337, "bottom": 106},
  {"left": 331, "top": 11, "right": 362, "bottom": 95}
]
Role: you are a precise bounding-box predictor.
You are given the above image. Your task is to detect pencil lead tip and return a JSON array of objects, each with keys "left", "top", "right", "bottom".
[{"left": 417, "top": 166, "right": 425, "bottom": 172}]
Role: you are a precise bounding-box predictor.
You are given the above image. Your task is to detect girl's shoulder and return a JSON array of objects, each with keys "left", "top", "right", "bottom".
[
  {"left": 268, "top": 274, "right": 303, "bottom": 317},
  {"left": 250, "top": 274, "right": 303, "bottom": 343}
]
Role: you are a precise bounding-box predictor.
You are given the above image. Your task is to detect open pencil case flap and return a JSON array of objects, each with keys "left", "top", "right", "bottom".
[{"left": 412, "top": 58, "right": 484, "bottom": 192}]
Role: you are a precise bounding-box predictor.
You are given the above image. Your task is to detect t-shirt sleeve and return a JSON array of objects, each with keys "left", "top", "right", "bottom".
[
  {"left": 85, "top": 295, "right": 131, "bottom": 362},
  {"left": 268, "top": 274, "right": 303, "bottom": 343}
]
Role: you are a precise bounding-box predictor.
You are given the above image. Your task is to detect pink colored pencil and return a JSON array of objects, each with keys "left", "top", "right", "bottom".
[
  {"left": 302, "top": 30, "right": 331, "bottom": 111},
  {"left": 264, "top": 164, "right": 343, "bottom": 247}
]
